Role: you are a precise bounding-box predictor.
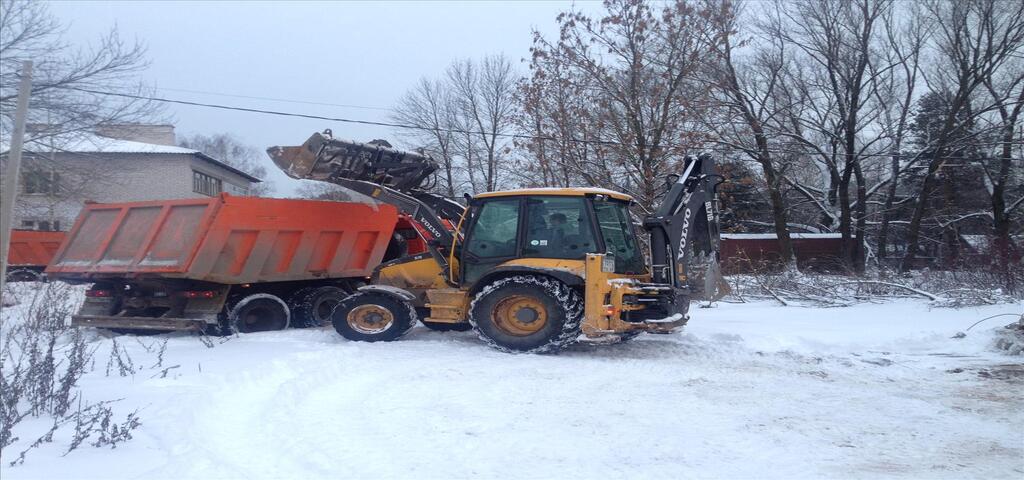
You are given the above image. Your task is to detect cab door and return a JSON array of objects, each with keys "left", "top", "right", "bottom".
[{"left": 460, "top": 198, "right": 523, "bottom": 285}]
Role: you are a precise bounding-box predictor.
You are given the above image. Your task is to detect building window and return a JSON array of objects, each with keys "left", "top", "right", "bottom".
[
  {"left": 193, "top": 170, "right": 222, "bottom": 196},
  {"left": 21, "top": 219, "right": 61, "bottom": 231},
  {"left": 22, "top": 168, "right": 60, "bottom": 195},
  {"left": 225, "top": 182, "right": 250, "bottom": 196}
]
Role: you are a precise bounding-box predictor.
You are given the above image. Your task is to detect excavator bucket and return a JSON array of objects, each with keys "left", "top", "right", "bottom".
[
  {"left": 703, "top": 259, "right": 732, "bottom": 302},
  {"left": 267, "top": 131, "right": 438, "bottom": 191}
]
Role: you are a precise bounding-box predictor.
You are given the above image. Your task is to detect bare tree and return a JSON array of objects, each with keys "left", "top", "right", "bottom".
[
  {"left": 525, "top": 0, "right": 719, "bottom": 211},
  {"left": 518, "top": 31, "right": 612, "bottom": 189},
  {"left": 870, "top": 2, "right": 929, "bottom": 262},
  {"left": 982, "top": 59, "right": 1024, "bottom": 276},
  {"left": 391, "top": 78, "right": 460, "bottom": 196},
  {"left": 704, "top": 0, "right": 795, "bottom": 265},
  {"left": 900, "top": 0, "right": 1024, "bottom": 271},
  {"left": 0, "top": 0, "right": 161, "bottom": 146},
  {"left": 1, "top": 0, "right": 162, "bottom": 229},
  {"left": 391, "top": 55, "right": 519, "bottom": 196},
  {"left": 765, "top": 0, "right": 894, "bottom": 273},
  {"left": 178, "top": 133, "right": 274, "bottom": 196},
  {"left": 447, "top": 55, "right": 518, "bottom": 193}
]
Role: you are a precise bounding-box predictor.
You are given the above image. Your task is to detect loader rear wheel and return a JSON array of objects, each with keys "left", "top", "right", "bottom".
[
  {"left": 332, "top": 292, "right": 417, "bottom": 342},
  {"left": 290, "top": 286, "right": 350, "bottom": 328},
  {"left": 469, "top": 275, "right": 583, "bottom": 354},
  {"left": 229, "top": 294, "right": 290, "bottom": 334}
]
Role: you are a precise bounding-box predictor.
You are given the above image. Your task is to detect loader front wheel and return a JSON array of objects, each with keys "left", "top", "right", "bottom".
[
  {"left": 469, "top": 276, "right": 583, "bottom": 354},
  {"left": 332, "top": 292, "right": 417, "bottom": 342}
]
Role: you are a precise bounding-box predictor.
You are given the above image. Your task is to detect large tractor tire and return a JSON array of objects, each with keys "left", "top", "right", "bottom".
[
  {"left": 290, "top": 286, "right": 350, "bottom": 328},
  {"left": 469, "top": 275, "right": 583, "bottom": 354},
  {"left": 331, "top": 292, "right": 417, "bottom": 342},
  {"left": 229, "top": 294, "right": 290, "bottom": 334}
]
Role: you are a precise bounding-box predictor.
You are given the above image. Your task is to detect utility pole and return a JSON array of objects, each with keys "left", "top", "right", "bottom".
[{"left": 0, "top": 61, "right": 34, "bottom": 302}]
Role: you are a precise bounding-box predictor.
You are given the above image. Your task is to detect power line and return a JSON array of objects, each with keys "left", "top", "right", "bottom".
[
  {"left": 154, "top": 86, "right": 394, "bottom": 112},
  {"left": 59, "top": 85, "right": 1024, "bottom": 161},
  {"left": 58, "top": 85, "right": 575, "bottom": 144}
]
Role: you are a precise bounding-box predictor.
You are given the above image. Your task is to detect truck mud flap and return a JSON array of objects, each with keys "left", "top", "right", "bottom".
[{"left": 72, "top": 315, "right": 206, "bottom": 332}]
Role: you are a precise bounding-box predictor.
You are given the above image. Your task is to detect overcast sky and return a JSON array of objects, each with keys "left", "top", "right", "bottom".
[{"left": 47, "top": 0, "right": 603, "bottom": 195}]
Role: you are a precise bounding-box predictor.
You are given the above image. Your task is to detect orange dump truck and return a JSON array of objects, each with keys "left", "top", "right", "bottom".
[
  {"left": 6, "top": 230, "right": 66, "bottom": 281},
  {"left": 48, "top": 194, "right": 422, "bottom": 333}
]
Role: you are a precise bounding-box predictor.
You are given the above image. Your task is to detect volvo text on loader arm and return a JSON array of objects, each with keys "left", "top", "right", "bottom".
[{"left": 268, "top": 130, "right": 729, "bottom": 353}]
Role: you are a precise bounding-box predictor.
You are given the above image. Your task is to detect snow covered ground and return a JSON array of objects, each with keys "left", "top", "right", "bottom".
[{"left": 2, "top": 283, "right": 1022, "bottom": 479}]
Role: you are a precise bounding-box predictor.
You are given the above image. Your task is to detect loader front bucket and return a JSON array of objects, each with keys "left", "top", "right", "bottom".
[
  {"left": 267, "top": 144, "right": 319, "bottom": 180},
  {"left": 267, "top": 131, "right": 438, "bottom": 191}
]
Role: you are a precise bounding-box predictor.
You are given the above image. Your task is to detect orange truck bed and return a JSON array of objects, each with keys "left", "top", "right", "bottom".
[
  {"left": 47, "top": 194, "right": 399, "bottom": 284},
  {"left": 8, "top": 230, "right": 66, "bottom": 267}
]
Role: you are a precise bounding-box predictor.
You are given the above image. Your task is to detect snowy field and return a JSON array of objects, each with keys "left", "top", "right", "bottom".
[{"left": 2, "top": 283, "right": 1022, "bottom": 479}]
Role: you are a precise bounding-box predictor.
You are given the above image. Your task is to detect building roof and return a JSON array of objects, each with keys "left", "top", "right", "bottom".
[
  {"left": 52, "top": 134, "right": 197, "bottom": 154},
  {"left": 7, "top": 133, "right": 263, "bottom": 183}
]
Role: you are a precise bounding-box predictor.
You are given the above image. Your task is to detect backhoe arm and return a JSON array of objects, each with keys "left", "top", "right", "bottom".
[{"left": 643, "top": 154, "right": 730, "bottom": 303}]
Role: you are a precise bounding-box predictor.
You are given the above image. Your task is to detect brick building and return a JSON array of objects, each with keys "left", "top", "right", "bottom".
[{"left": 4, "top": 125, "right": 261, "bottom": 232}]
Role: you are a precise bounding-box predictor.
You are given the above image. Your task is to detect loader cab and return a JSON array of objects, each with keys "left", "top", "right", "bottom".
[{"left": 460, "top": 189, "right": 645, "bottom": 286}]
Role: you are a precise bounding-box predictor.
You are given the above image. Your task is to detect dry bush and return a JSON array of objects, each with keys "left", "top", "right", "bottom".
[
  {"left": 0, "top": 283, "right": 143, "bottom": 466},
  {"left": 724, "top": 260, "right": 1022, "bottom": 308}
]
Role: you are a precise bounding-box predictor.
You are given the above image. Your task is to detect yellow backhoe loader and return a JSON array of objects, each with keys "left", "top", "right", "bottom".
[{"left": 268, "top": 131, "right": 729, "bottom": 353}]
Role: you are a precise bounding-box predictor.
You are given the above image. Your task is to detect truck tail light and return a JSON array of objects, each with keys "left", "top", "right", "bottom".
[
  {"left": 183, "top": 290, "right": 216, "bottom": 299},
  {"left": 86, "top": 289, "right": 113, "bottom": 298}
]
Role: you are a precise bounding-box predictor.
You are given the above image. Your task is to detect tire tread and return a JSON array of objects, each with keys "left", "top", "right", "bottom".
[{"left": 468, "top": 275, "right": 583, "bottom": 354}]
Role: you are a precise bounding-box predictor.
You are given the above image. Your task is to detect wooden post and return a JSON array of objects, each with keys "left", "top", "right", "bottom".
[{"left": 0, "top": 61, "right": 34, "bottom": 302}]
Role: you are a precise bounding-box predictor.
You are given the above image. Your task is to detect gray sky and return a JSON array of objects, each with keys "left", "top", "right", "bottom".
[{"left": 48, "top": 0, "right": 602, "bottom": 195}]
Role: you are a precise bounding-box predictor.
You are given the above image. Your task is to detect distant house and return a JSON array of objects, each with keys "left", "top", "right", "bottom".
[
  {"left": 4, "top": 124, "right": 261, "bottom": 232},
  {"left": 720, "top": 233, "right": 846, "bottom": 273}
]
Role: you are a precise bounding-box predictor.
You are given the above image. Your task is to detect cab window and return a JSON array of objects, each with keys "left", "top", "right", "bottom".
[
  {"left": 523, "top": 196, "right": 597, "bottom": 259},
  {"left": 465, "top": 199, "right": 520, "bottom": 258},
  {"left": 593, "top": 199, "right": 645, "bottom": 274}
]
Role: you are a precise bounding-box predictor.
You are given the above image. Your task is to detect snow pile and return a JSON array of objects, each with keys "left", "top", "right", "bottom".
[
  {"left": 994, "top": 321, "right": 1024, "bottom": 355},
  {"left": 22, "top": 132, "right": 197, "bottom": 155},
  {"left": 1, "top": 282, "right": 1021, "bottom": 479},
  {"left": 727, "top": 270, "right": 1022, "bottom": 308}
]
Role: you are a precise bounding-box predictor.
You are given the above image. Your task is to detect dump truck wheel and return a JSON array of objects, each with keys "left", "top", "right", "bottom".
[
  {"left": 421, "top": 320, "right": 473, "bottom": 332},
  {"left": 5, "top": 268, "right": 44, "bottom": 282},
  {"left": 332, "top": 292, "right": 417, "bottom": 342},
  {"left": 229, "top": 294, "right": 290, "bottom": 334},
  {"left": 469, "top": 275, "right": 583, "bottom": 354},
  {"left": 290, "top": 286, "right": 350, "bottom": 328}
]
